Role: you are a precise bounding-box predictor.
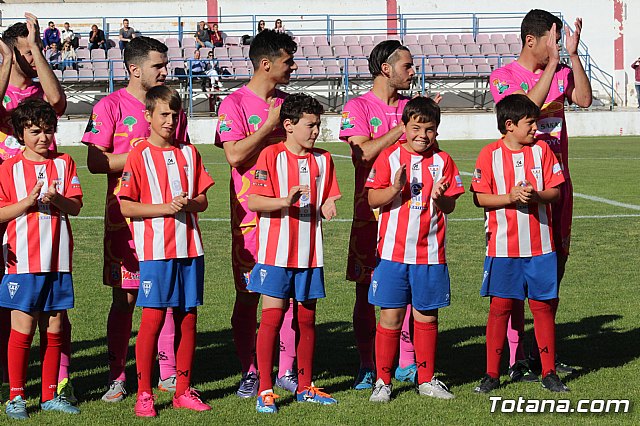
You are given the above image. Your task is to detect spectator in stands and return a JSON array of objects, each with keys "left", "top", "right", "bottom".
[
  {"left": 205, "top": 50, "right": 221, "bottom": 90},
  {"left": 61, "top": 22, "right": 79, "bottom": 50},
  {"left": 60, "top": 40, "right": 77, "bottom": 70},
  {"left": 43, "top": 21, "right": 61, "bottom": 50},
  {"left": 45, "top": 42, "right": 62, "bottom": 69},
  {"left": 209, "top": 23, "right": 224, "bottom": 47},
  {"left": 187, "top": 49, "right": 208, "bottom": 91},
  {"left": 632, "top": 58, "right": 640, "bottom": 109},
  {"left": 119, "top": 19, "right": 136, "bottom": 51},
  {"left": 194, "top": 21, "right": 213, "bottom": 49},
  {"left": 273, "top": 19, "right": 286, "bottom": 34},
  {"left": 257, "top": 20, "right": 266, "bottom": 34},
  {"left": 89, "top": 24, "right": 108, "bottom": 52}
]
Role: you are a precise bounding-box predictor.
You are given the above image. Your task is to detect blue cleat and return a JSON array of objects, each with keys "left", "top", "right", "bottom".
[
  {"left": 41, "top": 393, "right": 81, "bottom": 414},
  {"left": 256, "top": 390, "right": 279, "bottom": 414},
  {"left": 275, "top": 370, "right": 298, "bottom": 393},
  {"left": 296, "top": 385, "right": 337, "bottom": 405},
  {"left": 394, "top": 363, "right": 417, "bottom": 383},
  {"left": 236, "top": 372, "right": 259, "bottom": 398},
  {"left": 6, "top": 395, "right": 29, "bottom": 420},
  {"left": 353, "top": 368, "right": 375, "bottom": 390}
]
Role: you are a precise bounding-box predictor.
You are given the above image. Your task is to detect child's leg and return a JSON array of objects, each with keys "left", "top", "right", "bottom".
[
  {"left": 375, "top": 308, "right": 405, "bottom": 384},
  {"left": 0, "top": 308, "right": 11, "bottom": 383},
  {"left": 398, "top": 304, "right": 415, "bottom": 369},
  {"left": 158, "top": 308, "right": 176, "bottom": 381},
  {"left": 135, "top": 307, "right": 166, "bottom": 395},
  {"left": 8, "top": 310, "right": 38, "bottom": 400},
  {"left": 173, "top": 308, "right": 197, "bottom": 395},
  {"left": 107, "top": 288, "right": 136, "bottom": 382},
  {"left": 507, "top": 300, "right": 526, "bottom": 366},
  {"left": 295, "top": 301, "right": 317, "bottom": 391},
  {"left": 412, "top": 308, "right": 438, "bottom": 384},
  {"left": 277, "top": 300, "right": 296, "bottom": 376},
  {"left": 231, "top": 292, "right": 259, "bottom": 374},
  {"left": 528, "top": 299, "right": 557, "bottom": 377},
  {"left": 39, "top": 311, "right": 63, "bottom": 402},
  {"left": 58, "top": 311, "right": 71, "bottom": 382},
  {"left": 256, "top": 296, "right": 287, "bottom": 393},
  {"left": 486, "top": 297, "right": 514, "bottom": 378},
  {"left": 353, "top": 283, "right": 375, "bottom": 370}
]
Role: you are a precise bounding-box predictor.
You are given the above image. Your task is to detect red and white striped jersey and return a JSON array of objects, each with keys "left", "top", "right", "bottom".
[
  {"left": 119, "top": 140, "right": 215, "bottom": 261},
  {"left": 366, "top": 144, "right": 465, "bottom": 265},
  {"left": 251, "top": 142, "right": 341, "bottom": 268},
  {"left": 470, "top": 138, "right": 565, "bottom": 257},
  {"left": 0, "top": 152, "right": 83, "bottom": 274}
]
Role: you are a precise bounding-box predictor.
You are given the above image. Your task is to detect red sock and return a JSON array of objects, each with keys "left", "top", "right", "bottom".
[
  {"left": 296, "top": 304, "right": 316, "bottom": 391},
  {"left": 0, "top": 308, "right": 11, "bottom": 383},
  {"left": 375, "top": 324, "right": 401, "bottom": 384},
  {"left": 256, "top": 307, "right": 285, "bottom": 394},
  {"left": 231, "top": 300, "right": 258, "bottom": 373},
  {"left": 486, "top": 297, "right": 513, "bottom": 378},
  {"left": 529, "top": 299, "right": 557, "bottom": 377},
  {"left": 8, "top": 330, "right": 33, "bottom": 400},
  {"left": 58, "top": 313, "right": 71, "bottom": 382},
  {"left": 107, "top": 306, "right": 133, "bottom": 382},
  {"left": 414, "top": 320, "right": 437, "bottom": 384},
  {"left": 353, "top": 284, "right": 375, "bottom": 369},
  {"left": 40, "top": 332, "right": 62, "bottom": 402},
  {"left": 173, "top": 309, "right": 197, "bottom": 396},
  {"left": 135, "top": 308, "right": 165, "bottom": 395}
]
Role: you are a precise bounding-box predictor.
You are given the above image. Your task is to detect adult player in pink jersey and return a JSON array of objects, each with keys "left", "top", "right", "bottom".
[
  {"left": 215, "top": 29, "right": 299, "bottom": 397},
  {"left": 489, "top": 9, "right": 592, "bottom": 380},
  {"left": 83, "top": 36, "right": 188, "bottom": 402}
]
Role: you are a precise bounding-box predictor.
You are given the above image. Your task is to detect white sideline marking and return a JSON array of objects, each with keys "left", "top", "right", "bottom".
[{"left": 573, "top": 193, "right": 640, "bottom": 210}]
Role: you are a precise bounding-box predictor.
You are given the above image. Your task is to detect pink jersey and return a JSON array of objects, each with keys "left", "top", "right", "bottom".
[
  {"left": 366, "top": 144, "right": 464, "bottom": 265},
  {"left": 119, "top": 139, "right": 214, "bottom": 261},
  {"left": 490, "top": 62, "right": 574, "bottom": 178},
  {"left": 252, "top": 142, "right": 340, "bottom": 268},
  {"left": 340, "top": 91, "right": 410, "bottom": 221},
  {"left": 0, "top": 152, "right": 82, "bottom": 274},
  {"left": 470, "top": 139, "right": 565, "bottom": 258}
]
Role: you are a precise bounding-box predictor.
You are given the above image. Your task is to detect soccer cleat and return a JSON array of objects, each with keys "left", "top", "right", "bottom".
[
  {"left": 369, "top": 378, "right": 392, "bottom": 403},
  {"left": 236, "top": 372, "right": 259, "bottom": 398},
  {"left": 275, "top": 370, "right": 298, "bottom": 393},
  {"left": 5, "top": 395, "right": 29, "bottom": 420},
  {"left": 256, "top": 390, "right": 279, "bottom": 414},
  {"left": 134, "top": 391, "right": 157, "bottom": 417},
  {"left": 57, "top": 378, "right": 78, "bottom": 405},
  {"left": 394, "top": 363, "right": 417, "bottom": 383},
  {"left": 296, "top": 385, "right": 337, "bottom": 405},
  {"left": 555, "top": 359, "right": 577, "bottom": 375},
  {"left": 541, "top": 373, "right": 570, "bottom": 392},
  {"left": 417, "top": 378, "right": 455, "bottom": 399},
  {"left": 508, "top": 360, "right": 539, "bottom": 383},
  {"left": 173, "top": 387, "right": 211, "bottom": 411},
  {"left": 41, "top": 393, "right": 81, "bottom": 414},
  {"left": 474, "top": 374, "right": 501, "bottom": 394},
  {"left": 102, "top": 380, "right": 127, "bottom": 402},
  {"left": 353, "top": 367, "right": 375, "bottom": 390},
  {"left": 158, "top": 375, "right": 177, "bottom": 393}
]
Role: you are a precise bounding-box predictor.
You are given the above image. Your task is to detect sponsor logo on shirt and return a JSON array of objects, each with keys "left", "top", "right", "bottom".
[
  {"left": 166, "top": 157, "right": 175, "bottom": 166},
  {"left": 492, "top": 78, "right": 510, "bottom": 95},
  {"left": 123, "top": 116, "right": 137, "bottom": 132},
  {"left": 558, "top": 79, "right": 564, "bottom": 93},
  {"left": 520, "top": 82, "right": 529, "bottom": 92},
  {"left": 142, "top": 280, "right": 152, "bottom": 297},
  {"left": 410, "top": 182, "right": 423, "bottom": 196},
  {"left": 248, "top": 115, "right": 262, "bottom": 131},
  {"left": 218, "top": 113, "right": 233, "bottom": 133},
  {"left": 121, "top": 171, "right": 131, "bottom": 182},
  {"left": 255, "top": 169, "right": 268, "bottom": 181},
  {"left": 85, "top": 113, "right": 101, "bottom": 134},
  {"left": 369, "top": 117, "right": 383, "bottom": 133},
  {"left": 454, "top": 175, "right": 463, "bottom": 187},
  {"left": 366, "top": 168, "right": 376, "bottom": 183},
  {"left": 2, "top": 95, "right": 10, "bottom": 108},
  {"left": 7, "top": 282, "right": 19, "bottom": 299},
  {"left": 71, "top": 176, "right": 81, "bottom": 186},
  {"left": 552, "top": 163, "right": 562, "bottom": 175},
  {"left": 473, "top": 168, "right": 482, "bottom": 182},
  {"left": 340, "top": 111, "right": 355, "bottom": 130}
]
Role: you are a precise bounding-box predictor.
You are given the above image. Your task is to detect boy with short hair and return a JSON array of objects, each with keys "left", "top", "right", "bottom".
[
  {"left": 366, "top": 97, "right": 463, "bottom": 403},
  {"left": 119, "top": 86, "right": 214, "bottom": 417},
  {"left": 471, "top": 94, "right": 567, "bottom": 394},
  {"left": 247, "top": 93, "right": 341, "bottom": 414},
  {"left": 0, "top": 98, "right": 82, "bottom": 419}
]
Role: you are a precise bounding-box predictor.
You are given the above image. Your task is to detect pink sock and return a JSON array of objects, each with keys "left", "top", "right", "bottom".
[
  {"left": 158, "top": 308, "right": 176, "bottom": 380},
  {"left": 353, "top": 284, "right": 376, "bottom": 369},
  {"left": 107, "top": 307, "right": 132, "bottom": 382},
  {"left": 58, "top": 312, "right": 72, "bottom": 382},
  {"left": 278, "top": 300, "right": 296, "bottom": 376},
  {"left": 507, "top": 300, "right": 526, "bottom": 366},
  {"left": 398, "top": 304, "right": 415, "bottom": 368}
]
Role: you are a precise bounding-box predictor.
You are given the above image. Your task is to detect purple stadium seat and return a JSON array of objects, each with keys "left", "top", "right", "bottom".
[
  {"left": 218, "top": 59, "right": 233, "bottom": 70},
  {"left": 509, "top": 43, "right": 521, "bottom": 55},
  {"left": 298, "top": 36, "right": 314, "bottom": 46},
  {"left": 317, "top": 45, "right": 333, "bottom": 57},
  {"left": 443, "top": 56, "right": 457, "bottom": 66},
  {"left": 501, "top": 56, "right": 517, "bottom": 65},
  {"left": 228, "top": 46, "right": 243, "bottom": 58},
  {"left": 225, "top": 36, "right": 241, "bottom": 46},
  {"left": 168, "top": 48, "right": 182, "bottom": 58},
  {"left": 315, "top": 36, "right": 329, "bottom": 46},
  {"left": 363, "top": 45, "right": 374, "bottom": 57},
  {"left": 422, "top": 64, "right": 433, "bottom": 76},
  {"left": 356, "top": 65, "right": 370, "bottom": 77},
  {"left": 373, "top": 35, "right": 386, "bottom": 45},
  {"left": 422, "top": 44, "right": 437, "bottom": 56},
  {"left": 428, "top": 57, "right": 444, "bottom": 66},
  {"left": 408, "top": 44, "right": 422, "bottom": 56},
  {"left": 354, "top": 57, "right": 368, "bottom": 67},
  {"left": 233, "top": 67, "right": 250, "bottom": 80},
  {"left": 486, "top": 56, "right": 499, "bottom": 66},
  {"left": 476, "top": 34, "right": 490, "bottom": 44},
  {"left": 451, "top": 44, "right": 466, "bottom": 55},
  {"left": 333, "top": 45, "right": 349, "bottom": 57},
  {"left": 418, "top": 34, "right": 431, "bottom": 45},
  {"left": 480, "top": 44, "right": 496, "bottom": 55},
  {"left": 472, "top": 56, "right": 488, "bottom": 65},
  {"left": 182, "top": 37, "right": 196, "bottom": 50},
  {"left": 330, "top": 35, "right": 344, "bottom": 46},
  {"left": 462, "top": 64, "right": 477, "bottom": 76},
  {"left": 113, "top": 67, "right": 127, "bottom": 81},
  {"left": 348, "top": 45, "right": 363, "bottom": 57},
  {"left": 294, "top": 66, "right": 311, "bottom": 79},
  {"left": 387, "top": 35, "right": 401, "bottom": 42},
  {"left": 457, "top": 56, "right": 472, "bottom": 66},
  {"left": 295, "top": 58, "right": 309, "bottom": 67},
  {"left": 466, "top": 44, "right": 481, "bottom": 55},
  {"left": 432, "top": 34, "right": 446, "bottom": 45},
  {"left": 460, "top": 34, "right": 475, "bottom": 45},
  {"left": 213, "top": 47, "right": 228, "bottom": 58},
  {"left": 165, "top": 38, "right": 179, "bottom": 48},
  {"left": 360, "top": 35, "right": 374, "bottom": 46},
  {"left": 495, "top": 44, "right": 510, "bottom": 55},
  {"left": 477, "top": 64, "right": 492, "bottom": 76},
  {"left": 93, "top": 60, "right": 108, "bottom": 69},
  {"left": 446, "top": 34, "right": 461, "bottom": 45},
  {"left": 344, "top": 35, "right": 359, "bottom": 46},
  {"left": 490, "top": 34, "right": 505, "bottom": 45},
  {"left": 94, "top": 69, "right": 109, "bottom": 80},
  {"left": 303, "top": 46, "right": 318, "bottom": 57},
  {"left": 78, "top": 69, "right": 93, "bottom": 81},
  {"left": 62, "top": 69, "right": 78, "bottom": 82},
  {"left": 432, "top": 65, "right": 447, "bottom": 76},
  {"left": 505, "top": 34, "right": 520, "bottom": 45},
  {"left": 322, "top": 58, "right": 338, "bottom": 67},
  {"left": 77, "top": 49, "right": 90, "bottom": 60},
  {"left": 404, "top": 34, "right": 418, "bottom": 45},
  {"left": 310, "top": 66, "right": 326, "bottom": 79},
  {"left": 91, "top": 49, "right": 106, "bottom": 60},
  {"left": 78, "top": 38, "right": 88, "bottom": 49},
  {"left": 326, "top": 65, "right": 341, "bottom": 78},
  {"left": 242, "top": 46, "right": 250, "bottom": 56},
  {"left": 107, "top": 49, "right": 122, "bottom": 59},
  {"left": 436, "top": 45, "right": 452, "bottom": 55},
  {"left": 448, "top": 64, "right": 462, "bottom": 75}
]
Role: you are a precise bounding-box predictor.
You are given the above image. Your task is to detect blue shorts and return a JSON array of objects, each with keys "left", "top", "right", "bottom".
[
  {"left": 369, "top": 259, "right": 451, "bottom": 311},
  {"left": 247, "top": 264, "right": 325, "bottom": 302},
  {"left": 137, "top": 256, "right": 204, "bottom": 311},
  {"left": 480, "top": 253, "right": 558, "bottom": 301},
  {"left": 0, "top": 272, "right": 74, "bottom": 312}
]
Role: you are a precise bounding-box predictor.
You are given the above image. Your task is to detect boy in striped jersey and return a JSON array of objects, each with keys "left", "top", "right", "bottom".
[
  {"left": 0, "top": 99, "right": 81, "bottom": 419},
  {"left": 366, "top": 97, "right": 464, "bottom": 403},
  {"left": 119, "top": 87, "right": 214, "bottom": 417},
  {"left": 247, "top": 93, "right": 341, "bottom": 414},
  {"left": 471, "top": 94, "right": 567, "bottom": 394}
]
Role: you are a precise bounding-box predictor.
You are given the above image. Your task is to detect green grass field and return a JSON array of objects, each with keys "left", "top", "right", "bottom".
[{"left": 15, "top": 137, "right": 640, "bottom": 424}]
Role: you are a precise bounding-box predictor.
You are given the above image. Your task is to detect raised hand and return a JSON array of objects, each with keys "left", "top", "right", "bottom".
[
  {"left": 40, "top": 182, "right": 59, "bottom": 204},
  {"left": 265, "top": 98, "right": 282, "bottom": 131},
  {"left": 0, "top": 39, "right": 13, "bottom": 64},
  {"left": 392, "top": 164, "right": 407, "bottom": 192},
  {"left": 431, "top": 177, "right": 450, "bottom": 200},
  {"left": 24, "top": 12, "right": 42, "bottom": 49},
  {"left": 546, "top": 23, "right": 560, "bottom": 64},
  {"left": 565, "top": 18, "right": 582, "bottom": 56},
  {"left": 285, "top": 185, "right": 309, "bottom": 206}
]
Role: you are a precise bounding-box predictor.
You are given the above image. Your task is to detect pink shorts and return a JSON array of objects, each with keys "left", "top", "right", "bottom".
[
  {"left": 231, "top": 225, "right": 257, "bottom": 293},
  {"left": 345, "top": 219, "right": 378, "bottom": 284},
  {"left": 552, "top": 178, "right": 573, "bottom": 258}
]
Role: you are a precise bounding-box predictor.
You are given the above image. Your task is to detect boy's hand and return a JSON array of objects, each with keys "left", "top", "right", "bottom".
[
  {"left": 285, "top": 185, "right": 309, "bottom": 207},
  {"left": 25, "top": 181, "right": 44, "bottom": 206},
  {"left": 431, "top": 177, "right": 450, "bottom": 200},
  {"left": 508, "top": 181, "right": 529, "bottom": 204},
  {"left": 518, "top": 181, "right": 541, "bottom": 204},
  {"left": 392, "top": 164, "right": 407, "bottom": 192},
  {"left": 24, "top": 12, "right": 42, "bottom": 49},
  {"left": 40, "top": 182, "right": 59, "bottom": 204},
  {"left": 321, "top": 195, "right": 341, "bottom": 220},
  {"left": 546, "top": 23, "right": 560, "bottom": 64},
  {"left": 0, "top": 39, "right": 13, "bottom": 64},
  {"left": 565, "top": 18, "right": 582, "bottom": 56},
  {"left": 167, "top": 192, "right": 188, "bottom": 213}
]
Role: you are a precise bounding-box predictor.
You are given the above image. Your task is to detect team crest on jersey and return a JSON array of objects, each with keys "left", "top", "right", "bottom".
[
  {"left": 121, "top": 171, "right": 131, "bottom": 182},
  {"left": 259, "top": 269, "right": 268, "bottom": 285},
  {"left": 454, "top": 175, "right": 463, "bottom": 187},
  {"left": 557, "top": 79, "right": 565, "bottom": 93},
  {"left": 142, "top": 280, "right": 152, "bottom": 297},
  {"left": 218, "top": 114, "right": 233, "bottom": 133},
  {"left": 7, "top": 282, "right": 19, "bottom": 299},
  {"left": 123, "top": 116, "right": 137, "bottom": 132},
  {"left": 340, "top": 111, "right": 355, "bottom": 130},
  {"left": 366, "top": 168, "right": 376, "bottom": 183},
  {"left": 492, "top": 78, "right": 509, "bottom": 95},
  {"left": 531, "top": 166, "right": 542, "bottom": 181},
  {"left": 371, "top": 280, "right": 378, "bottom": 296},
  {"left": 428, "top": 164, "right": 440, "bottom": 179},
  {"left": 85, "top": 113, "right": 101, "bottom": 134},
  {"left": 71, "top": 176, "right": 81, "bottom": 187},
  {"left": 552, "top": 163, "right": 562, "bottom": 175}
]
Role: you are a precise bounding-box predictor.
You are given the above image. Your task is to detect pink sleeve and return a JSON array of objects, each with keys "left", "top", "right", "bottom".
[
  {"left": 82, "top": 98, "right": 117, "bottom": 150},
  {"left": 64, "top": 157, "right": 83, "bottom": 200},
  {"left": 541, "top": 143, "right": 565, "bottom": 188},
  {"left": 339, "top": 98, "right": 370, "bottom": 141},
  {"left": 490, "top": 67, "right": 521, "bottom": 103},
  {"left": 193, "top": 147, "right": 215, "bottom": 195},
  {"left": 442, "top": 155, "right": 465, "bottom": 197},
  {"left": 365, "top": 151, "right": 391, "bottom": 190},
  {"left": 119, "top": 151, "right": 141, "bottom": 201},
  {"left": 470, "top": 146, "right": 494, "bottom": 194},
  {"left": 251, "top": 149, "right": 275, "bottom": 197},
  {"left": 175, "top": 110, "right": 190, "bottom": 144},
  {"left": 216, "top": 96, "right": 247, "bottom": 145}
]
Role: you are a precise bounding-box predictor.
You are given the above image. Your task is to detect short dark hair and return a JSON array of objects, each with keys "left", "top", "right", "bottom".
[
  {"left": 521, "top": 9, "right": 563, "bottom": 44},
  {"left": 280, "top": 93, "right": 324, "bottom": 125},
  {"left": 368, "top": 40, "right": 411, "bottom": 77},
  {"left": 1, "top": 22, "right": 29, "bottom": 49},
  {"left": 48, "top": 21, "right": 55, "bottom": 26},
  {"left": 248, "top": 29, "right": 297, "bottom": 69},
  {"left": 401, "top": 97, "right": 441, "bottom": 126},
  {"left": 145, "top": 85, "right": 182, "bottom": 113},
  {"left": 123, "top": 36, "right": 168, "bottom": 71},
  {"left": 11, "top": 98, "right": 58, "bottom": 144},
  {"left": 495, "top": 94, "right": 540, "bottom": 134}
]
